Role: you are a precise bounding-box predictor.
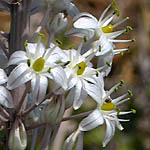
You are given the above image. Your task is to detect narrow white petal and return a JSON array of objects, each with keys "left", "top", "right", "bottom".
[
  {"left": 8, "top": 51, "right": 28, "bottom": 66},
  {"left": 26, "top": 43, "right": 45, "bottom": 58},
  {"left": 73, "top": 81, "right": 82, "bottom": 110},
  {"left": 82, "top": 80, "right": 102, "bottom": 104},
  {"left": 0, "top": 69, "right": 8, "bottom": 84},
  {"left": 31, "top": 75, "right": 48, "bottom": 105},
  {"left": 7, "top": 64, "right": 32, "bottom": 90},
  {"left": 79, "top": 109, "right": 104, "bottom": 131},
  {"left": 74, "top": 15, "right": 98, "bottom": 29},
  {"left": 102, "top": 119, "right": 115, "bottom": 147},
  {"left": 73, "top": 87, "right": 87, "bottom": 110},
  {"left": 65, "top": 28, "right": 95, "bottom": 40},
  {"left": 0, "top": 86, "right": 14, "bottom": 108},
  {"left": 51, "top": 66, "right": 68, "bottom": 90}
]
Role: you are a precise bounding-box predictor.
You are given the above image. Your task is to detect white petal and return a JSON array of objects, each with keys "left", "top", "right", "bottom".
[
  {"left": 0, "top": 69, "right": 8, "bottom": 84},
  {"left": 0, "top": 86, "right": 14, "bottom": 108},
  {"left": 65, "top": 28, "right": 95, "bottom": 40},
  {"left": 82, "top": 80, "right": 103, "bottom": 105},
  {"left": 26, "top": 43, "right": 45, "bottom": 58},
  {"left": 31, "top": 75, "right": 48, "bottom": 105},
  {"left": 79, "top": 109, "right": 104, "bottom": 131},
  {"left": 8, "top": 51, "right": 28, "bottom": 66},
  {"left": 74, "top": 14, "right": 98, "bottom": 29},
  {"left": 73, "top": 87, "right": 87, "bottom": 110},
  {"left": 102, "top": 119, "right": 115, "bottom": 147},
  {"left": 7, "top": 64, "right": 32, "bottom": 90},
  {"left": 73, "top": 80, "right": 82, "bottom": 110},
  {"left": 51, "top": 66, "right": 68, "bottom": 90}
]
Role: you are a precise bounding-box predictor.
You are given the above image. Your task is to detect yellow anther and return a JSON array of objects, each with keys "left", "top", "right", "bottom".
[
  {"left": 32, "top": 57, "right": 45, "bottom": 72},
  {"left": 74, "top": 62, "right": 87, "bottom": 75},
  {"left": 101, "top": 102, "right": 115, "bottom": 111},
  {"left": 102, "top": 24, "right": 114, "bottom": 33}
]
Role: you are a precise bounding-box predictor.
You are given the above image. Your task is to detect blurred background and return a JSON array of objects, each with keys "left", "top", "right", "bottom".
[{"left": 0, "top": 0, "right": 150, "bottom": 150}]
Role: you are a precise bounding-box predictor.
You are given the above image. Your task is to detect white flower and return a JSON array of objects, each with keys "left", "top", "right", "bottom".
[
  {"left": 63, "top": 44, "right": 104, "bottom": 110},
  {"left": 8, "top": 119, "right": 27, "bottom": 150},
  {"left": 7, "top": 40, "right": 67, "bottom": 104},
  {"left": 79, "top": 81, "right": 133, "bottom": 147},
  {"left": 0, "top": 69, "right": 14, "bottom": 108},
  {"left": 73, "top": 4, "right": 133, "bottom": 48},
  {"left": 68, "top": 4, "right": 133, "bottom": 76}
]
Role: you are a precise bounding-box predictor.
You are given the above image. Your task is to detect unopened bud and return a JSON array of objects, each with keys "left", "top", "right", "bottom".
[
  {"left": 8, "top": 119, "right": 27, "bottom": 150},
  {"left": 40, "top": 95, "right": 65, "bottom": 127}
]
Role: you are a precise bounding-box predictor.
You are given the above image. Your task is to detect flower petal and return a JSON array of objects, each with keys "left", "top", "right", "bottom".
[
  {"left": 0, "top": 68, "right": 8, "bottom": 84},
  {"left": 7, "top": 63, "right": 32, "bottom": 90},
  {"left": 82, "top": 80, "right": 103, "bottom": 105},
  {"left": 0, "top": 86, "right": 14, "bottom": 108},
  {"left": 79, "top": 109, "right": 104, "bottom": 131},
  {"left": 51, "top": 66, "right": 68, "bottom": 90},
  {"left": 26, "top": 43, "right": 45, "bottom": 59},
  {"left": 8, "top": 51, "right": 28, "bottom": 66},
  {"left": 73, "top": 80, "right": 83, "bottom": 110},
  {"left": 102, "top": 119, "right": 115, "bottom": 147},
  {"left": 73, "top": 13, "right": 98, "bottom": 29},
  {"left": 31, "top": 75, "right": 48, "bottom": 105}
]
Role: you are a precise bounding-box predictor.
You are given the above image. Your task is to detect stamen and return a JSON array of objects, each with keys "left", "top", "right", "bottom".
[
  {"left": 114, "top": 48, "right": 128, "bottom": 55},
  {"left": 24, "top": 40, "right": 28, "bottom": 47},
  {"left": 131, "top": 109, "right": 136, "bottom": 114},
  {"left": 112, "top": 93, "right": 129, "bottom": 104},
  {"left": 113, "top": 17, "right": 129, "bottom": 28},
  {"left": 109, "top": 39, "right": 133, "bottom": 43},
  {"left": 128, "top": 90, "right": 133, "bottom": 96},
  {"left": 126, "top": 26, "right": 133, "bottom": 33},
  {"left": 115, "top": 98, "right": 130, "bottom": 105},
  {"left": 104, "top": 81, "right": 123, "bottom": 100},
  {"left": 32, "top": 57, "right": 45, "bottom": 72},
  {"left": 99, "top": 4, "right": 112, "bottom": 22}
]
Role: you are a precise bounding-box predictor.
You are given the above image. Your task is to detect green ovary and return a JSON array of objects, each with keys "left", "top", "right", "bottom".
[
  {"left": 75, "top": 62, "right": 87, "bottom": 75},
  {"left": 32, "top": 57, "right": 45, "bottom": 72},
  {"left": 101, "top": 102, "right": 115, "bottom": 111},
  {"left": 102, "top": 24, "right": 114, "bottom": 33}
]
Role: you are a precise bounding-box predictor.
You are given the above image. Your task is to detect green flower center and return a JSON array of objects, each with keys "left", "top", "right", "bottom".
[
  {"left": 101, "top": 102, "right": 115, "bottom": 111},
  {"left": 74, "top": 61, "right": 87, "bottom": 75},
  {"left": 32, "top": 57, "right": 45, "bottom": 72},
  {"left": 102, "top": 24, "right": 114, "bottom": 33}
]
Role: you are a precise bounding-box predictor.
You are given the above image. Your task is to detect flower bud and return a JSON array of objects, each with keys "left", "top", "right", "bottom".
[
  {"left": 8, "top": 119, "right": 27, "bottom": 150},
  {"left": 63, "top": 129, "right": 84, "bottom": 150},
  {"left": 46, "top": 13, "right": 68, "bottom": 34},
  {"left": 40, "top": 95, "right": 65, "bottom": 127}
]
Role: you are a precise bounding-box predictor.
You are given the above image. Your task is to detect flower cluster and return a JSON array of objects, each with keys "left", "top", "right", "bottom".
[{"left": 0, "top": 0, "right": 135, "bottom": 149}]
